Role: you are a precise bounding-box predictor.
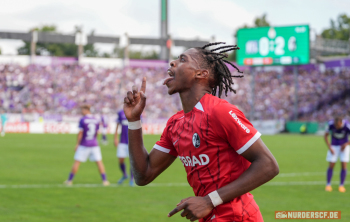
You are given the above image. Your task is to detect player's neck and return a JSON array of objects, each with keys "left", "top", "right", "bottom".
[{"left": 179, "top": 88, "right": 210, "bottom": 113}]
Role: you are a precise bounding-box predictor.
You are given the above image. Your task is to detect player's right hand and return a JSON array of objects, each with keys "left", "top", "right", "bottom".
[
  {"left": 114, "top": 138, "right": 119, "bottom": 148},
  {"left": 168, "top": 196, "right": 213, "bottom": 221},
  {"left": 123, "top": 77, "right": 147, "bottom": 122},
  {"left": 329, "top": 147, "right": 335, "bottom": 155}
]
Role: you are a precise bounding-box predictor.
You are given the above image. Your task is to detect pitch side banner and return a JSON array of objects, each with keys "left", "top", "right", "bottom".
[
  {"left": 0, "top": 122, "right": 29, "bottom": 133},
  {"left": 251, "top": 120, "right": 285, "bottom": 135},
  {"left": 3, "top": 120, "right": 282, "bottom": 135},
  {"left": 24, "top": 122, "right": 166, "bottom": 134}
]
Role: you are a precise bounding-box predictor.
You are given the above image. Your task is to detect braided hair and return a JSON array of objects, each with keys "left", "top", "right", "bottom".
[{"left": 193, "top": 42, "right": 243, "bottom": 97}]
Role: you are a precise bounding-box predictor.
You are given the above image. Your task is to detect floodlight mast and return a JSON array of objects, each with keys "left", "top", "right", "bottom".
[
  {"left": 160, "top": 0, "right": 168, "bottom": 61},
  {"left": 30, "top": 30, "right": 37, "bottom": 64}
]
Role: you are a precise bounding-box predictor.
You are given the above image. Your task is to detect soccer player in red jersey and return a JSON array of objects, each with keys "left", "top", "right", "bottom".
[{"left": 123, "top": 42, "right": 279, "bottom": 221}]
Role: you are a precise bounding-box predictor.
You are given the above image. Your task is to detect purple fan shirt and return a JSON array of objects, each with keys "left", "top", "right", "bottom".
[
  {"left": 101, "top": 115, "right": 108, "bottom": 127},
  {"left": 79, "top": 115, "right": 100, "bottom": 147},
  {"left": 327, "top": 120, "right": 350, "bottom": 146},
  {"left": 117, "top": 110, "right": 128, "bottom": 144}
]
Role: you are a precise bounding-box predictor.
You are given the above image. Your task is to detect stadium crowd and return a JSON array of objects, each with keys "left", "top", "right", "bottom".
[
  {"left": 0, "top": 63, "right": 182, "bottom": 119},
  {"left": 252, "top": 68, "right": 350, "bottom": 121},
  {"left": 0, "top": 63, "right": 349, "bottom": 122}
]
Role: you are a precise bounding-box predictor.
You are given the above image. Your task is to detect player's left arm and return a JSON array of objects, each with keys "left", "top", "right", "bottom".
[
  {"left": 114, "top": 123, "right": 120, "bottom": 148},
  {"left": 212, "top": 138, "right": 278, "bottom": 202},
  {"left": 75, "top": 131, "right": 83, "bottom": 152},
  {"left": 75, "top": 119, "right": 84, "bottom": 151},
  {"left": 341, "top": 142, "right": 350, "bottom": 151},
  {"left": 341, "top": 124, "right": 350, "bottom": 151}
]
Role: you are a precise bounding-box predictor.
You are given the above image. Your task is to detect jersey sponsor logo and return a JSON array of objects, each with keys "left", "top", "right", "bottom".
[
  {"left": 179, "top": 154, "right": 209, "bottom": 167},
  {"left": 192, "top": 133, "right": 200, "bottom": 148},
  {"left": 228, "top": 110, "right": 250, "bottom": 133},
  {"left": 333, "top": 132, "right": 345, "bottom": 139}
]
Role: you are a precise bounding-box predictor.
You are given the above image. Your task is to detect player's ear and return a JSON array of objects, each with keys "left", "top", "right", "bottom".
[{"left": 195, "top": 69, "right": 209, "bottom": 79}]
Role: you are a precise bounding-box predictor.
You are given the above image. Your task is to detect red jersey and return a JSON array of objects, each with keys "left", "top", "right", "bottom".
[{"left": 154, "top": 94, "right": 262, "bottom": 221}]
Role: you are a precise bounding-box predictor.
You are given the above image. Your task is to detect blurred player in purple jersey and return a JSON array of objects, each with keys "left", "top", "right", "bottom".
[
  {"left": 324, "top": 117, "right": 350, "bottom": 192},
  {"left": 100, "top": 113, "right": 108, "bottom": 145},
  {"left": 114, "top": 109, "right": 134, "bottom": 186},
  {"left": 65, "top": 105, "right": 110, "bottom": 186}
]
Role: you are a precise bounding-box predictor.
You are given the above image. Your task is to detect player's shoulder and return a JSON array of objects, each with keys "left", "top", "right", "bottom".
[
  {"left": 83, "top": 115, "right": 98, "bottom": 122},
  {"left": 328, "top": 120, "right": 334, "bottom": 127},
  {"left": 345, "top": 122, "right": 350, "bottom": 130},
  {"left": 118, "top": 110, "right": 125, "bottom": 117},
  {"left": 78, "top": 116, "right": 86, "bottom": 127},
  {"left": 202, "top": 94, "right": 241, "bottom": 116},
  {"left": 167, "top": 111, "right": 184, "bottom": 125}
]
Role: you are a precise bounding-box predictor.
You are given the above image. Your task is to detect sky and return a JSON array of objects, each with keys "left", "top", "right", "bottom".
[{"left": 0, "top": 0, "right": 348, "bottom": 55}]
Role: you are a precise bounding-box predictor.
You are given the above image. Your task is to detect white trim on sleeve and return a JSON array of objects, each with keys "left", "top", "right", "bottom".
[
  {"left": 153, "top": 144, "right": 171, "bottom": 153},
  {"left": 236, "top": 131, "right": 261, "bottom": 154}
]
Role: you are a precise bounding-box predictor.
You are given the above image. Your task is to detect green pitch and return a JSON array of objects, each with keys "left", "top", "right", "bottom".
[{"left": 0, "top": 134, "right": 349, "bottom": 221}]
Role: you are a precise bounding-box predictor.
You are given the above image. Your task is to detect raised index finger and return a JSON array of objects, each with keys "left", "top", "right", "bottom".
[
  {"left": 140, "top": 77, "right": 146, "bottom": 93},
  {"left": 168, "top": 202, "right": 187, "bottom": 217}
]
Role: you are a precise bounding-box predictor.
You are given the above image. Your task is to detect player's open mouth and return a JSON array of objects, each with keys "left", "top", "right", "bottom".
[{"left": 163, "top": 69, "right": 175, "bottom": 85}]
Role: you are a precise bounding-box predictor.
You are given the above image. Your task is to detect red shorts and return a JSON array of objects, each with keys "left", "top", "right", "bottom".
[{"left": 200, "top": 199, "right": 263, "bottom": 222}]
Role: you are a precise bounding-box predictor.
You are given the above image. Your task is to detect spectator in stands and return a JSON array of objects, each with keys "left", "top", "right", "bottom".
[{"left": 0, "top": 63, "right": 349, "bottom": 122}]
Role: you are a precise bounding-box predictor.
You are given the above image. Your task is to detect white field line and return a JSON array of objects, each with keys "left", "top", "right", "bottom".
[
  {"left": 277, "top": 172, "right": 326, "bottom": 177},
  {"left": 0, "top": 181, "right": 346, "bottom": 189}
]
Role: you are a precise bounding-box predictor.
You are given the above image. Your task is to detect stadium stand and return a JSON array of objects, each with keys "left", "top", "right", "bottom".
[
  {"left": 252, "top": 68, "right": 350, "bottom": 121},
  {"left": 0, "top": 63, "right": 349, "bottom": 121}
]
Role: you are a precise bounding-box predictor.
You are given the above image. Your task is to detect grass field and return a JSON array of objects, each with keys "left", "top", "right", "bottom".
[{"left": 0, "top": 134, "right": 349, "bottom": 222}]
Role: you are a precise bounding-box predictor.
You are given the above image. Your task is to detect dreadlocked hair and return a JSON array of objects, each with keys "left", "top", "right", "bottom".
[{"left": 194, "top": 42, "right": 243, "bottom": 97}]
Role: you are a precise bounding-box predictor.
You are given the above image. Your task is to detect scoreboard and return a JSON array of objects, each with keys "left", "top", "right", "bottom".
[{"left": 236, "top": 25, "right": 309, "bottom": 66}]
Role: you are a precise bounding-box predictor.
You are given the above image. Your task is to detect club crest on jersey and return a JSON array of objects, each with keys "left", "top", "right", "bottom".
[{"left": 192, "top": 133, "right": 200, "bottom": 148}]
